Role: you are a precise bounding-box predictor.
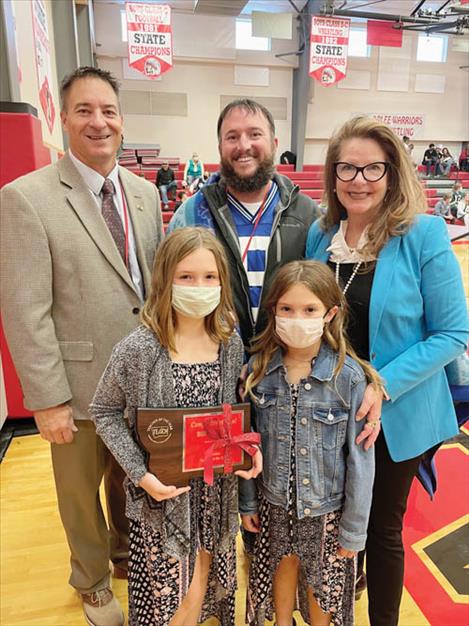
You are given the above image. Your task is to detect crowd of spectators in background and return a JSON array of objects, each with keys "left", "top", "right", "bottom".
[
  {"left": 155, "top": 139, "right": 468, "bottom": 231},
  {"left": 420, "top": 142, "right": 468, "bottom": 177}
]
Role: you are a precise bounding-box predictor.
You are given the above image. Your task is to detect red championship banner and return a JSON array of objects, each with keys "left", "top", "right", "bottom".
[
  {"left": 367, "top": 20, "right": 403, "bottom": 48},
  {"left": 309, "top": 16, "right": 350, "bottom": 87},
  {"left": 125, "top": 3, "right": 173, "bottom": 79}
]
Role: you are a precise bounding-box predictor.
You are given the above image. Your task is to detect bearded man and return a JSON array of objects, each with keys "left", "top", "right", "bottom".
[{"left": 167, "top": 98, "right": 320, "bottom": 345}]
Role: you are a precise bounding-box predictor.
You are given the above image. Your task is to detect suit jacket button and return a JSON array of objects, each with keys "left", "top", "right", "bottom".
[{"left": 132, "top": 307, "right": 140, "bottom": 314}]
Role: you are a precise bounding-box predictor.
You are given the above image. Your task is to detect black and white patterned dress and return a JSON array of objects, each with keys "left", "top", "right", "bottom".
[
  {"left": 128, "top": 359, "right": 237, "bottom": 626},
  {"left": 246, "top": 384, "right": 356, "bottom": 626}
]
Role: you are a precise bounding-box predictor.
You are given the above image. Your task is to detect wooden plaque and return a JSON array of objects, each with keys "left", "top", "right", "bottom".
[{"left": 136, "top": 403, "right": 254, "bottom": 487}]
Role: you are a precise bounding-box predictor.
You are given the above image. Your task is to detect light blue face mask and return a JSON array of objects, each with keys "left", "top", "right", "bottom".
[{"left": 172, "top": 284, "right": 221, "bottom": 319}]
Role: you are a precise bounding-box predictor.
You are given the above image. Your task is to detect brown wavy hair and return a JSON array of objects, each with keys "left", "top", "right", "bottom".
[
  {"left": 141, "top": 227, "right": 236, "bottom": 352},
  {"left": 245, "top": 260, "right": 381, "bottom": 398},
  {"left": 321, "top": 116, "right": 427, "bottom": 259}
]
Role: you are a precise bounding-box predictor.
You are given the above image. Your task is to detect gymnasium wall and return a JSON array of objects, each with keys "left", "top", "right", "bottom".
[
  {"left": 10, "top": 0, "right": 63, "bottom": 155},
  {"left": 94, "top": 2, "right": 298, "bottom": 162},
  {"left": 304, "top": 31, "right": 469, "bottom": 164},
  {"left": 7, "top": 0, "right": 469, "bottom": 166},
  {"left": 96, "top": 3, "right": 468, "bottom": 164}
]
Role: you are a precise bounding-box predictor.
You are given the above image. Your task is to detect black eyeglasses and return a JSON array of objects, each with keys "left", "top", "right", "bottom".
[{"left": 334, "top": 161, "right": 389, "bottom": 182}]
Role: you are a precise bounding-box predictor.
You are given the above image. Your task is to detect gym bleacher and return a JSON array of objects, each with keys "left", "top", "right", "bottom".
[{"left": 119, "top": 148, "right": 469, "bottom": 227}]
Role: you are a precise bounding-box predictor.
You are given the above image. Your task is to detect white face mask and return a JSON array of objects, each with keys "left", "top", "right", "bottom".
[
  {"left": 172, "top": 284, "right": 221, "bottom": 319},
  {"left": 275, "top": 315, "right": 325, "bottom": 349}
]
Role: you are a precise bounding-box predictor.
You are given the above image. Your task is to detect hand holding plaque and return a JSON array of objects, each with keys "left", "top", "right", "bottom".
[
  {"left": 136, "top": 403, "right": 260, "bottom": 487},
  {"left": 138, "top": 472, "right": 192, "bottom": 501}
]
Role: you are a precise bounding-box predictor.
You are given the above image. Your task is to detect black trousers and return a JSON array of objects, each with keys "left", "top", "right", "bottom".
[{"left": 363, "top": 433, "right": 422, "bottom": 626}]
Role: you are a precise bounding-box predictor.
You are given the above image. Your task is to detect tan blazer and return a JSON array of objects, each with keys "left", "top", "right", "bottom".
[{"left": 0, "top": 153, "right": 163, "bottom": 419}]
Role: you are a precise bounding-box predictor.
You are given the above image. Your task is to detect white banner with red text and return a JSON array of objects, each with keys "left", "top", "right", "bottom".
[
  {"left": 309, "top": 16, "right": 350, "bottom": 87},
  {"left": 367, "top": 113, "right": 426, "bottom": 139},
  {"left": 31, "top": 0, "right": 55, "bottom": 132},
  {"left": 126, "top": 3, "right": 173, "bottom": 79}
]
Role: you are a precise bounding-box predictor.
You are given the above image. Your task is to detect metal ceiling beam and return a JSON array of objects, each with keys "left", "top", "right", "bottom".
[
  {"left": 436, "top": 0, "right": 452, "bottom": 15},
  {"left": 450, "top": 4, "right": 469, "bottom": 11},
  {"left": 410, "top": 0, "right": 427, "bottom": 17},
  {"left": 398, "top": 24, "right": 466, "bottom": 35},
  {"left": 288, "top": 0, "right": 301, "bottom": 13},
  {"left": 420, "top": 19, "right": 463, "bottom": 32},
  {"left": 320, "top": 7, "right": 441, "bottom": 24}
]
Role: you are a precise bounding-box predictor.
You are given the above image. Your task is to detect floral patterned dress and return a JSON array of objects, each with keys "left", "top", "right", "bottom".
[
  {"left": 246, "top": 384, "right": 356, "bottom": 626},
  {"left": 128, "top": 360, "right": 238, "bottom": 626}
]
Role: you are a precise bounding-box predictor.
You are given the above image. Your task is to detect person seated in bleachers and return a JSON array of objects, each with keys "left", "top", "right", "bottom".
[
  {"left": 156, "top": 161, "right": 178, "bottom": 208},
  {"left": 438, "top": 147, "right": 456, "bottom": 177},
  {"left": 174, "top": 190, "right": 188, "bottom": 211},
  {"left": 190, "top": 170, "right": 210, "bottom": 193},
  {"left": 457, "top": 192, "right": 469, "bottom": 228},
  {"left": 404, "top": 141, "right": 418, "bottom": 170},
  {"left": 434, "top": 193, "right": 454, "bottom": 222},
  {"left": 183, "top": 152, "right": 204, "bottom": 188},
  {"left": 450, "top": 181, "right": 465, "bottom": 218},
  {"left": 402, "top": 136, "right": 412, "bottom": 154},
  {"left": 459, "top": 142, "right": 469, "bottom": 172},
  {"left": 280, "top": 149, "right": 297, "bottom": 166},
  {"left": 422, "top": 143, "right": 441, "bottom": 177}
]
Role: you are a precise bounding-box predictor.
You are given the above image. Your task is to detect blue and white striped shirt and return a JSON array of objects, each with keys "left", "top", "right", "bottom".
[{"left": 227, "top": 182, "right": 280, "bottom": 321}]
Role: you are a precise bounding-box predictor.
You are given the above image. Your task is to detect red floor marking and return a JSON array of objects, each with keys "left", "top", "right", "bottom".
[{"left": 403, "top": 445, "right": 469, "bottom": 626}]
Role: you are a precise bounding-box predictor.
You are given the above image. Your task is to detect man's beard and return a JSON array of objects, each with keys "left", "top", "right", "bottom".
[{"left": 220, "top": 154, "right": 275, "bottom": 194}]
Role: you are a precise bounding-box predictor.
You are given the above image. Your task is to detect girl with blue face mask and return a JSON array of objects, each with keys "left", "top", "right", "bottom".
[
  {"left": 91, "top": 227, "right": 261, "bottom": 626},
  {"left": 240, "top": 260, "right": 380, "bottom": 626}
]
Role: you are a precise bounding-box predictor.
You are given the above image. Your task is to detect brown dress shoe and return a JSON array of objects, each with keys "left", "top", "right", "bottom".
[{"left": 82, "top": 588, "right": 124, "bottom": 626}]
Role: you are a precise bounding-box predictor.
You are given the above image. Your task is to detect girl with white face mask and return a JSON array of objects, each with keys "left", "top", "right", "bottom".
[
  {"left": 91, "top": 227, "right": 261, "bottom": 626},
  {"left": 240, "top": 260, "right": 381, "bottom": 626}
]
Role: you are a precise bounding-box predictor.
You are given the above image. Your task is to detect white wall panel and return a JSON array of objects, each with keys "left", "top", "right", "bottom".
[
  {"left": 414, "top": 73, "right": 446, "bottom": 94},
  {"left": 337, "top": 70, "right": 371, "bottom": 90},
  {"left": 234, "top": 65, "right": 269, "bottom": 86}
]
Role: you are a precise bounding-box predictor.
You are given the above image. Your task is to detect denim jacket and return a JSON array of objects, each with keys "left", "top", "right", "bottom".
[{"left": 239, "top": 342, "right": 375, "bottom": 552}]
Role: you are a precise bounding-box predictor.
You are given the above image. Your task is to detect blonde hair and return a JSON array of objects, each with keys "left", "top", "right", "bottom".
[
  {"left": 321, "top": 116, "right": 427, "bottom": 260},
  {"left": 245, "top": 260, "right": 381, "bottom": 398},
  {"left": 141, "top": 227, "right": 236, "bottom": 352}
]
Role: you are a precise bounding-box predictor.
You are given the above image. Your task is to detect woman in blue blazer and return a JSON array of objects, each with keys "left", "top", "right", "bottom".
[{"left": 306, "top": 116, "right": 468, "bottom": 626}]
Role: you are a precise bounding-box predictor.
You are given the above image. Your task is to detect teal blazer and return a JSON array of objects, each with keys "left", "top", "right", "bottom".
[{"left": 306, "top": 214, "right": 468, "bottom": 462}]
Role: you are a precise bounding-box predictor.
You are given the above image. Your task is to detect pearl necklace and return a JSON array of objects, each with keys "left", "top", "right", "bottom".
[{"left": 335, "top": 260, "right": 362, "bottom": 295}]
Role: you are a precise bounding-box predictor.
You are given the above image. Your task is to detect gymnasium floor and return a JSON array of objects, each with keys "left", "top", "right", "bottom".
[
  {"left": 0, "top": 242, "right": 467, "bottom": 626},
  {"left": 0, "top": 431, "right": 434, "bottom": 626}
]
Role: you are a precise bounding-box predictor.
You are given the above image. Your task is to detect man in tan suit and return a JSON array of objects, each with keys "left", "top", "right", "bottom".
[{"left": 0, "top": 67, "right": 162, "bottom": 626}]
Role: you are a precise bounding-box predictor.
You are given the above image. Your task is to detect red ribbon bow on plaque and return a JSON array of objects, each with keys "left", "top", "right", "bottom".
[{"left": 202, "top": 403, "right": 260, "bottom": 485}]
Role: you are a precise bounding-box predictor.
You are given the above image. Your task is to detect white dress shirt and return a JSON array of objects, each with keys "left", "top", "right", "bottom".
[{"left": 69, "top": 150, "right": 144, "bottom": 301}]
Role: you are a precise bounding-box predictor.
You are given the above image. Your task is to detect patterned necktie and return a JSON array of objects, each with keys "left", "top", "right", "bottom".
[{"left": 101, "top": 178, "right": 126, "bottom": 265}]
